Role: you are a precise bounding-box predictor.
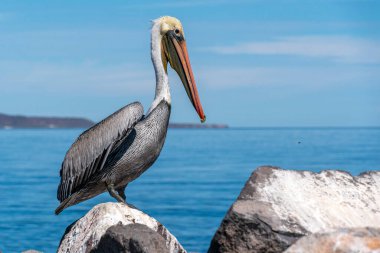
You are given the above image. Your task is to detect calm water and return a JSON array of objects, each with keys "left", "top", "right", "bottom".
[{"left": 0, "top": 128, "right": 379, "bottom": 252}]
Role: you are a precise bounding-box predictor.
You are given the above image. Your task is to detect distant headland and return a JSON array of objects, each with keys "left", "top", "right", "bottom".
[
  {"left": 0, "top": 113, "right": 228, "bottom": 129},
  {"left": 0, "top": 113, "right": 94, "bottom": 129},
  {"left": 169, "top": 123, "right": 228, "bottom": 129}
]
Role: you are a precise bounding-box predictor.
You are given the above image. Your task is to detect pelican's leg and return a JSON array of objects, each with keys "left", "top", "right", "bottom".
[
  {"left": 106, "top": 183, "right": 125, "bottom": 203},
  {"left": 116, "top": 184, "right": 127, "bottom": 202}
]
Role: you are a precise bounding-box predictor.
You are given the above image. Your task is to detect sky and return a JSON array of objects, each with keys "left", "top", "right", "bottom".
[{"left": 0, "top": 0, "right": 379, "bottom": 127}]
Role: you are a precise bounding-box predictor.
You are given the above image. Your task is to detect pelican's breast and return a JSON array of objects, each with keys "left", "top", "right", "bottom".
[{"left": 106, "top": 100, "right": 171, "bottom": 185}]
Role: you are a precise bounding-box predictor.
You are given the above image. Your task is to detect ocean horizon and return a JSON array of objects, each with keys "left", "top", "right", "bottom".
[{"left": 0, "top": 127, "right": 379, "bottom": 252}]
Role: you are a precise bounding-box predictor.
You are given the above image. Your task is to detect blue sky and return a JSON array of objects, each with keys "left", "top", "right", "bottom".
[{"left": 0, "top": 0, "right": 379, "bottom": 127}]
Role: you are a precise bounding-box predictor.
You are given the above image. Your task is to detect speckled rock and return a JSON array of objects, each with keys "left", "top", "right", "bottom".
[
  {"left": 57, "top": 202, "right": 186, "bottom": 253},
  {"left": 208, "top": 166, "right": 380, "bottom": 253},
  {"left": 284, "top": 227, "right": 380, "bottom": 253},
  {"left": 91, "top": 223, "right": 170, "bottom": 253}
]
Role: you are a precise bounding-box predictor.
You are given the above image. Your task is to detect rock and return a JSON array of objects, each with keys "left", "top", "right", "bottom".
[
  {"left": 208, "top": 166, "right": 380, "bottom": 253},
  {"left": 284, "top": 227, "right": 380, "bottom": 253},
  {"left": 91, "top": 223, "right": 170, "bottom": 253},
  {"left": 57, "top": 202, "right": 186, "bottom": 253}
]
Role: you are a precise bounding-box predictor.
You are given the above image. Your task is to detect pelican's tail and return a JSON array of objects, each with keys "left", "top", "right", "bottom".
[
  {"left": 55, "top": 184, "right": 105, "bottom": 215},
  {"left": 55, "top": 194, "right": 77, "bottom": 215}
]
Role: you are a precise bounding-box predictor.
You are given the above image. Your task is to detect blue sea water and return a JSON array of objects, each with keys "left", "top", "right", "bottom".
[{"left": 0, "top": 128, "right": 379, "bottom": 253}]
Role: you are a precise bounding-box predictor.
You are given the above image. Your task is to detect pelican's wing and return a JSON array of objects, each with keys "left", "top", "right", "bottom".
[{"left": 57, "top": 102, "right": 144, "bottom": 202}]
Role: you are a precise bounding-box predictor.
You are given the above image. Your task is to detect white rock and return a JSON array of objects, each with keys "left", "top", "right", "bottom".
[
  {"left": 57, "top": 202, "right": 186, "bottom": 253},
  {"left": 253, "top": 168, "right": 380, "bottom": 233},
  {"left": 208, "top": 166, "right": 380, "bottom": 253},
  {"left": 284, "top": 227, "right": 380, "bottom": 253}
]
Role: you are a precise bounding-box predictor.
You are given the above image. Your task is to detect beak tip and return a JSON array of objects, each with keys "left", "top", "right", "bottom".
[{"left": 200, "top": 115, "right": 206, "bottom": 123}]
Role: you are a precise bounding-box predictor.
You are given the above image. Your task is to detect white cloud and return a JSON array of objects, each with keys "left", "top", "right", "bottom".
[
  {"left": 196, "top": 65, "right": 380, "bottom": 89},
  {"left": 0, "top": 61, "right": 155, "bottom": 95},
  {"left": 207, "top": 36, "right": 380, "bottom": 64}
]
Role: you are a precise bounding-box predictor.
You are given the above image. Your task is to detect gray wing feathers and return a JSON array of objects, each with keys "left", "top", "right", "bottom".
[{"left": 57, "top": 102, "right": 144, "bottom": 201}]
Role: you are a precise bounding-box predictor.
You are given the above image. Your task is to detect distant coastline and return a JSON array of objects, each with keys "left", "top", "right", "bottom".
[
  {"left": 169, "top": 123, "right": 228, "bottom": 129},
  {"left": 0, "top": 113, "right": 94, "bottom": 129},
  {"left": 0, "top": 113, "right": 228, "bottom": 129}
]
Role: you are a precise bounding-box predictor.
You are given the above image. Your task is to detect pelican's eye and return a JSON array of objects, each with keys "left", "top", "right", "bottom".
[{"left": 174, "top": 29, "right": 180, "bottom": 35}]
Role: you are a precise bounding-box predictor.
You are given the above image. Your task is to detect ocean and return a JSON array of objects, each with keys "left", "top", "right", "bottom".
[{"left": 0, "top": 128, "right": 379, "bottom": 252}]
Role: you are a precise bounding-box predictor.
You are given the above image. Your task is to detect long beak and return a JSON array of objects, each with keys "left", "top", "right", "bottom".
[{"left": 165, "top": 31, "right": 206, "bottom": 123}]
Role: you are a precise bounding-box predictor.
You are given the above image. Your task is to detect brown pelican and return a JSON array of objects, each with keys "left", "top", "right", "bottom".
[{"left": 55, "top": 16, "right": 205, "bottom": 214}]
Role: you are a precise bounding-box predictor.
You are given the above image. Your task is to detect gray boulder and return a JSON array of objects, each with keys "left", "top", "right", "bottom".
[
  {"left": 208, "top": 166, "right": 380, "bottom": 253},
  {"left": 58, "top": 202, "right": 186, "bottom": 253},
  {"left": 284, "top": 227, "right": 380, "bottom": 253},
  {"left": 91, "top": 223, "right": 170, "bottom": 253}
]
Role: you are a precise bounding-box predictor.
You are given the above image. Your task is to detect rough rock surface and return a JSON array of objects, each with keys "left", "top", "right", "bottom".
[
  {"left": 57, "top": 202, "right": 186, "bottom": 253},
  {"left": 91, "top": 223, "right": 170, "bottom": 253},
  {"left": 284, "top": 227, "right": 380, "bottom": 253},
  {"left": 208, "top": 166, "right": 380, "bottom": 253}
]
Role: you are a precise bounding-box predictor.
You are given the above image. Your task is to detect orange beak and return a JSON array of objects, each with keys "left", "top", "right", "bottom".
[{"left": 165, "top": 31, "right": 206, "bottom": 123}]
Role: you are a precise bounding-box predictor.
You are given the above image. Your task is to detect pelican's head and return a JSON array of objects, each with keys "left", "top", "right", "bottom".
[{"left": 156, "top": 16, "right": 206, "bottom": 123}]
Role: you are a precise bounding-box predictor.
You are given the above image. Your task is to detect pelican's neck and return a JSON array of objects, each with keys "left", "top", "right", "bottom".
[{"left": 148, "top": 22, "right": 171, "bottom": 114}]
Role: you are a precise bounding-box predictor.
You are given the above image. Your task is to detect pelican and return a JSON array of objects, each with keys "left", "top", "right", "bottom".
[{"left": 55, "top": 16, "right": 205, "bottom": 214}]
